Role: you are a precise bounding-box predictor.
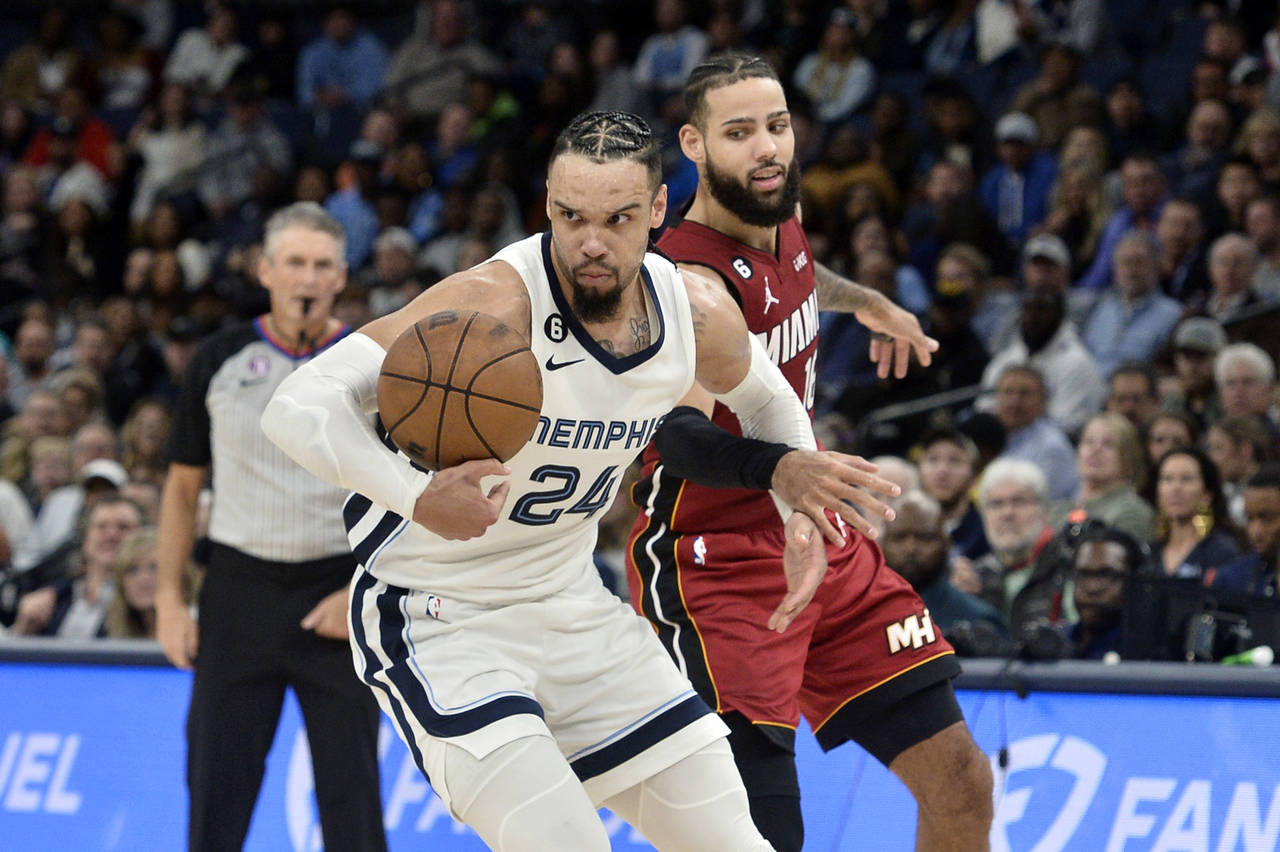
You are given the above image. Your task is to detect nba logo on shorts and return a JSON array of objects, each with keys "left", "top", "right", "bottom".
[
  {"left": 425, "top": 594, "right": 442, "bottom": 619},
  {"left": 693, "top": 536, "right": 707, "bottom": 565}
]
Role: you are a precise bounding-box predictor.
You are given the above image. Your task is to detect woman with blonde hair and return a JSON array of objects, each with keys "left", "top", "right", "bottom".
[
  {"left": 1039, "top": 159, "right": 1110, "bottom": 277},
  {"left": 106, "top": 527, "right": 198, "bottom": 639},
  {"left": 1051, "top": 412, "right": 1156, "bottom": 540},
  {"left": 119, "top": 397, "right": 172, "bottom": 481},
  {"left": 1236, "top": 106, "right": 1280, "bottom": 189}
]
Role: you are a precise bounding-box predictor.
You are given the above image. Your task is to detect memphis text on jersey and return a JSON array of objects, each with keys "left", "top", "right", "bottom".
[
  {"left": 756, "top": 290, "right": 819, "bottom": 368},
  {"left": 530, "top": 415, "right": 662, "bottom": 452}
]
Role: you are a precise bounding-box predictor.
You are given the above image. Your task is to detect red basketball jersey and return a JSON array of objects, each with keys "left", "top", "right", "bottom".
[{"left": 637, "top": 217, "right": 819, "bottom": 533}]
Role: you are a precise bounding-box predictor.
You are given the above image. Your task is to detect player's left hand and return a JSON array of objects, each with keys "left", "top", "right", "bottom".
[
  {"left": 301, "top": 588, "right": 351, "bottom": 640},
  {"left": 855, "top": 291, "right": 939, "bottom": 379},
  {"left": 769, "top": 512, "right": 827, "bottom": 634}
]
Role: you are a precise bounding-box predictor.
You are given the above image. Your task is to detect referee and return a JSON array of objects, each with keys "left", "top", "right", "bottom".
[{"left": 156, "top": 202, "right": 387, "bottom": 852}]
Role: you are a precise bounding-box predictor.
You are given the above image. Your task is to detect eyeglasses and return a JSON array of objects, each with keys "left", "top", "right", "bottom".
[{"left": 984, "top": 495, "right": 1041, "bottom": 512}]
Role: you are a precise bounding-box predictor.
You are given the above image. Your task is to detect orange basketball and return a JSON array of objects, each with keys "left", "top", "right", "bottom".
[{"left": 377, "top": 311, "right": 543, "bottom": 471}]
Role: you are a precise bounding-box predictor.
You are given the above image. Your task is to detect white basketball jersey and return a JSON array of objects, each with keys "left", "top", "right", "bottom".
[{"left": 346, "top": 232, "right": 698, "bottom": 604}]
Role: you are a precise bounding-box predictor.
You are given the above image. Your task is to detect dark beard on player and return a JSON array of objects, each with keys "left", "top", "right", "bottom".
[
  {"left": 568, "top": 264, "right": 625, "bottom": 323},
  {"left": 702, "top": 155, "right": 801, "bottom": 227}
]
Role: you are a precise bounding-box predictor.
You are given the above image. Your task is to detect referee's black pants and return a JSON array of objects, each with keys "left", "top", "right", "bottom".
[{"left": 186, "top": 543, "right": 387, "bottom": 852}]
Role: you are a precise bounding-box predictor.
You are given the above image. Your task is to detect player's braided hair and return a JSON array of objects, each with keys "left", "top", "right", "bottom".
[
  {"left": 549, "top": 110, "right": 662, "bottom": 190},
  {"left": 684, "top": 52, "right": 780, "bottom": 130}
]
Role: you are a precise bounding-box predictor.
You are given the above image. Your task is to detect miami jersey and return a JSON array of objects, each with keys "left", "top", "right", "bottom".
[
  {"left": 639, "top": 216, "right": 819, "bottom": 533},
  {"left": 347, "top": 232, "right": 698, "bottom": 604}
]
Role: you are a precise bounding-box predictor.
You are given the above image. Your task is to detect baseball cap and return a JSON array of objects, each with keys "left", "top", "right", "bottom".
[
  {"left": 374, "top": 226, "right": 417, "bottom": 256},
  {"left": 1023, "top": 234, "right": 1071, "bottom": 268},
  {"left": 995, "top": 112, "right": 1040, "bottom": 145},
  {"left": 1173, "top": 317, "right": 1227, "bottom": 354},
  {"left": 79, "top": 459, "right": 128, "bottom": 489}
]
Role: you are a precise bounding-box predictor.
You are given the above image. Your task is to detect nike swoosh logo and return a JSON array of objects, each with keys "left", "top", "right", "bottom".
[{"left": 545, "top": 356, "right": 585, "bottom": 371}]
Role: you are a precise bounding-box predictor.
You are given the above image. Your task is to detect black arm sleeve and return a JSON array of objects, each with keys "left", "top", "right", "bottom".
[{"left": 653, "top": 406, "right": 793, "bottom": 490}]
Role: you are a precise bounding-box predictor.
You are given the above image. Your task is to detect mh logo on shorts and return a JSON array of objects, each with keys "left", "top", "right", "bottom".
[
  {"left": 425, "top": 594, "right": 442, "bottom": 619},
  {"left": 885, "top": 610, "right": 937, "bottom": 654}
]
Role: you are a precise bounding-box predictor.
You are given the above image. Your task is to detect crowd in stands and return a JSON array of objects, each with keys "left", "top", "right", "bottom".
[{"left": 0, "top": 0, "right": 1277, "bottom": 663}]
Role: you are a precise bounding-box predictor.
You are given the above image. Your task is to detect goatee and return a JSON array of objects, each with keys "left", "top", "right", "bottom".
[{"left": 569, "top": 264, "right": 624, "bottom": 323}]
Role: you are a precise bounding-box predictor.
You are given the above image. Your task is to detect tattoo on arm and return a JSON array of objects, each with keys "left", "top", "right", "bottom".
[
  {"left": 630, "top": 317, "right": 650, "bottom": 350},
  {"left": 814, "top": 261, "right": 876, "bottom": 313},
  {"left": 688, "top": 299, "right": 709, "bottom": 340}
]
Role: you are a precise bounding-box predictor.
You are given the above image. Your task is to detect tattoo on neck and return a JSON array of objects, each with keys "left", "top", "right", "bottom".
[
  {"left": 631, "top": 317, "right": 651, "bottom": 350},
  {"left": 598, "top": 339, "right": 616, "bottom": 354}
]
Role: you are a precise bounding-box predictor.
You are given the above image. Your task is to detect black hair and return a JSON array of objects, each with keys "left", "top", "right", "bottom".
[
  {"left": 918, "top": 427, "right": 980, "bottom": 469},
  {"left": 1153, "top": 446, "right": 1240, "bottom": 544},
  {"left": 1110, "top": 361, "right": 1159, "bottom": 397},
  {"left": 549, "top": 110, "right": 662, "bottom": 191},
  {"left": 683, "top": 51, "right": 780, "bottom": 130},
  {"left": 1245, "top": 462, "right": 1280, "bottom": 491},
  {"left": 1073, "top": 521, "right": 1152, "bottom": 574}
]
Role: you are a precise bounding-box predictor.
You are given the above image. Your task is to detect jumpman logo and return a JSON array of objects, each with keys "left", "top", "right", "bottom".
[{"left": 762, "top": 276, "right": 780, "bottom": 314}]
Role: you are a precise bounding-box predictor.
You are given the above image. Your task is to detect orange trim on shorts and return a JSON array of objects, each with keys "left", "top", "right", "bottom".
[
  {"left": 752, "top": 719, "right": 798, "bottom": 732},
  {"left": 673, "top": 528, "right": 722, "bottom": 712},
  {"left": 811, "top": 650, "right": 956, "bottom": 734}
]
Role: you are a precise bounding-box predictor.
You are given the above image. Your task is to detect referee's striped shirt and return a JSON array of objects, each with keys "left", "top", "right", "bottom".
[{"left": 166, "top": 317, "right": 353, "bottom": 562}]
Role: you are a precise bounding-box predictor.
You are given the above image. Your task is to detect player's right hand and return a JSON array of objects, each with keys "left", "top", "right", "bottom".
[
  {"left": 156, "top": 592, "right": 198, "bottom": 670},
  {"left": 771, "top": 450, "right": 900, "bottom": 545},
  {"left": 769, "top": 512, "right": 827, "bottom": 633},
  {"left": 414, "top": 458, "right": 511, "bottom": 540}
]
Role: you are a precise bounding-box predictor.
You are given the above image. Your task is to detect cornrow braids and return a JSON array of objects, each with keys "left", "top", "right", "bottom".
[
  {"left": 549, "top": 110, "right": 662, "bottom": 191},
  {"left": 684, "top": 52, "right": 780, "bottom": 130}
]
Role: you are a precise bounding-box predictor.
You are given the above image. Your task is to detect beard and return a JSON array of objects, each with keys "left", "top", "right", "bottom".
[
  {"left": 703, "top": 153, "right": 801, "bottom": 227},
  {"left": 568, "top": 265, "right": 625, "bottom": 323}
]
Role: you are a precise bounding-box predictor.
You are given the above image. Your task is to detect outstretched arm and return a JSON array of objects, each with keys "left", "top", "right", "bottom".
[
  {"left": 679, "top": 269, "right": 901, "bottom": 543},
  {"left": 813, "top": 261, "right": 938, "bottom": 379}
]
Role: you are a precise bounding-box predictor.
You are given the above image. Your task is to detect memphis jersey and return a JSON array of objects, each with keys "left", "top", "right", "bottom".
[
  {"left": 346, "top": 232, "right": 698, "bottom": 604},
  {"left": 636, "top": 216, "right": 820, "bottom": 533}
]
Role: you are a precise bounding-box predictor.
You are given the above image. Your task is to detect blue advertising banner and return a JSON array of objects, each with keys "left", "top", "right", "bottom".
[{"left": 1, "top": 662, "right": 1279, "bottom": 851}]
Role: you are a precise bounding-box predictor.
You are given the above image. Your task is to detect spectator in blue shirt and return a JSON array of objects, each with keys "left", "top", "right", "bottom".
[
  {"left": 1082, "top": 231, "right": 1183, "bottom": 379},
  {"left": 1076, "top": 154, "right": 1166, "bottom": 291},
  {"left": 993, "top": 364, "right": 1080, "bottom": 502},
  {"left": 979, "top": 112, "right": 1057, "bottom": 253},
  {"left": 297, "top": 6, "right": 388, "bottom": 110}
]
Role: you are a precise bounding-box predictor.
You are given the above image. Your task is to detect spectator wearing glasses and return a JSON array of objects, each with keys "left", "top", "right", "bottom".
[
  {"left": 1066, "top": 524, "right": 1148, "bottom": 660},
  {"left": 971, "top": 458, "right": 1074, "bottom": 634}
]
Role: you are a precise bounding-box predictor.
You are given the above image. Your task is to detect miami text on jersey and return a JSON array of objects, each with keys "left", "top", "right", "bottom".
[{"left": 755, "top": 291, "right": 819, "bottom": 367}]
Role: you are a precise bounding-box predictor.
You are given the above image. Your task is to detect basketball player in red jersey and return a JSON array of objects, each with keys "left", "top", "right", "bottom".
[{"left": 626, "top": 54, "right": 994, "bottom": 851}]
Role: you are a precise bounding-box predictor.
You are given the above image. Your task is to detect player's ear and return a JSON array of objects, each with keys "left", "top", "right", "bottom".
[
  {"left": 650, "top": 184, "right": 668, "bottom": 229},
  {"left": 678, "top": 123, "right": 703, "bottom": 163},
  {"left": 255, "top": 250, "right": 272, "bottom": 291}
]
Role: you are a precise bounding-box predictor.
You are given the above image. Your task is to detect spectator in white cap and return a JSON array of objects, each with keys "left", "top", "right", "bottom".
[
  {"left": 979, "top": 112, "right": 1057, "bottom": 250},
  {"left": 1165, "top": 317, "right": 1229, "bottom": 431},
  {"left": 980, "top": 233, "right": 1105, "bottom": 434},
  {"left": 362, "top": 226, "right": 419, "bottom": 317}
]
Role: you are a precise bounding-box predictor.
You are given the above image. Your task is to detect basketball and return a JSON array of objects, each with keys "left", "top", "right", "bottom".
[{"left": 377, "top": 311, "right": 543, "bottom": 471}]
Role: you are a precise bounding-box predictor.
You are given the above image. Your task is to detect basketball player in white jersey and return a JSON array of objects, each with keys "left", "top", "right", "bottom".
[{"left": 261, "top": 111, "right": 898, "bottom": 851}]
